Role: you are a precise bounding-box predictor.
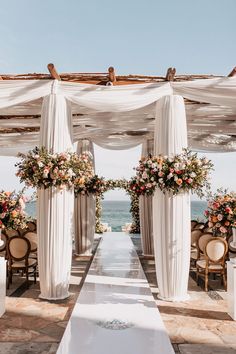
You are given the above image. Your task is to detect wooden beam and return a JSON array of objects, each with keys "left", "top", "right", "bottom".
[
  {"left": 165, "top": 67, "right": 176, "bottom": 81},
  {"left": 47, "top": 63, "right": 61, "bottom": 80},
  {"left": 228, "top": 67, "right": 236, "bottom": 77},
  {"left": 108, "top": 66, "right": 116, "bottom": 83}
]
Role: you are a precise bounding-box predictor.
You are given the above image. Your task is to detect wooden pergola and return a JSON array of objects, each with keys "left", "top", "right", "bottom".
[{"left": 0, "top": 64, "right": 236, "bottom": 153}]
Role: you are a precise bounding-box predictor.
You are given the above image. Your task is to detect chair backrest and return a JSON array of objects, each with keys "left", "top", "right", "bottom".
[
  {"left": 197, "top": 233, "right": 213, "bottom": 253},
  {"left": 5, "top": 229, "right": 20, "bottom": 238},
  {"left": 191, "top": 220, "right": 198, "bottom": 230},
  {"left": 191, "top": 229, "right": 203, "bottom": 247},
  {"left": 205, "top": 237, "right": 228, "bottom": 263},
  {"left": 27, "top": 221, "right": 37, "bottom": 232},
  {"left": 203, "top": 227, "right": 213, "bottom": 234},
  {"left": 23, "top": 231, "right": 38, "bottom": 252},
  {"left": 194, "top": 222, "right": 205, "bottom": 230},
  {"left": 0, "top": 230, "right": 8, "bottom": 252},
  {"left": 17, "top": 227, "right": 28, "bottom": 236},
  {"left": 7, "top": 236, "right": 30, "bottom": 261}
]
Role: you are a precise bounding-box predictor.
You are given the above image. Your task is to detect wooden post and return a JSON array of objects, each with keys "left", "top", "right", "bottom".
[
  {"left": 228, "top": 67, "right": 236, "bottom": 77},
  {"left": 108, "top": 66, "right": 116, "bottom": 84},
  {"left": 47, "top": 63, "right": 61, "bottom": 80},
  {"left": 165, "top": 67, "right": 176, "bottom": 81}
]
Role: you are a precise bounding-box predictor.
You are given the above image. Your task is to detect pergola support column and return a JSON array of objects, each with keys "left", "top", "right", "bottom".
[
  {"left": 37, "top": 82, "right": 74, "bottom": 300},
  {"left": 74, "top": 140, "right": 96, "bottom": 256},
  {"left": 153, "top": 95, "right": 190, "bottom": 301}
]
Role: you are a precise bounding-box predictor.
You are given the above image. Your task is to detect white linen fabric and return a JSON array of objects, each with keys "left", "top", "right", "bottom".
[
  {"left": 0, "top": 77, "right": 236, "bottom": 154},
  {"left": 153, "top": 95, "right": 191, "bottom": 301},
  {"left": 139, "top": 140, "right": 154, "bottom": 256},
  {"left": 37, "top": 93, "right": 74, "bottom": 300},
  {"left": 74, "top": 194, "right": 96, "bottom": 256},
  {"left": 74, "top": 140, "right": 95, "bottom": 255}
]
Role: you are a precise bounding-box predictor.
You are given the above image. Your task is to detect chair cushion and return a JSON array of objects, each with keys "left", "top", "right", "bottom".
[
  {"left": 196, "top": 259, "right": 223, "bottom": 270},
  {"left": 11, "top": 258, "right": 37, "bottom": 268}
]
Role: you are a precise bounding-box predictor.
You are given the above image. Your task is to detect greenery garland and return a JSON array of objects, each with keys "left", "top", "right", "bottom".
[{"left": 95, "top": 178, "right": 140, "bottom": 234}]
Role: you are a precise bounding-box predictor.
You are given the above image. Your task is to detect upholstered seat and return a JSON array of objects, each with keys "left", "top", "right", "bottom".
[
  {"left": 11, "top": 258, "right": 37, "bottom": 268},
  {"left": 196, "top": 259, "right": 223, "bottom": 270}
]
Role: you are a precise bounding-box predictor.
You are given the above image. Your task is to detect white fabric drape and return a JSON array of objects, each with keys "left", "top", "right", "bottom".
[
  {"left": 74, "top": 194, "right": 96, "bottom": 255},
  {"left": 74, "top": 140, "right": 96, "bottom": 255},
  {"left": 139, "top": 140, "right": 154, "bottom": 256},
  {"left": 37, "top": 92, "right": 74, "bottom": 300},
  {"left": 153, "top": 95, "right": 191, "bottom": 301},
  {"left": 1, "top": 78, "right": 236, "bottom": 154}
]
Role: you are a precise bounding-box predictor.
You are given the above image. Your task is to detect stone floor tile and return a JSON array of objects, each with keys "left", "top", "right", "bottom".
[
  {"left": 179, "top": 344, "right": 236, "bottom": 354},
  {"left": 0, "top": 342, "right": 58, "bottom": 354},
  {"left": 39, "top": 323, "right": 65, "bottom": 340}
]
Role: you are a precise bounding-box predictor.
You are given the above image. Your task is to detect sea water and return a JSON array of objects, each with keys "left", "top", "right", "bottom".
[{"left": 25, "top": 200, "right": 207, "bottom": 232}]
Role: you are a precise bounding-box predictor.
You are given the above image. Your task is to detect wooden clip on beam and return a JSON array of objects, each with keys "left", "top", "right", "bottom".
[
  {"left": 108, "top": 66, "right": 116, "bottom": 83},
  {"left": 47, "top": 63, "right": 61, "bottom": 80},
  {"left": 165, "top": 67, "right": 176, "bottom": 81}
]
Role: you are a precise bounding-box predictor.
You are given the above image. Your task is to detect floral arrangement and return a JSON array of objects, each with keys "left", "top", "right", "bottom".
[
  {"left": 105, "top": 179, "right": 129, "bottom": 191},
  {"left": 0, "top": 190, "right": 28, "bottom": 230},
  {"left": 129, "top": 175, "right": 156, "bottom": 196},
  {"left": 205, "top": 190, "right": 236, "bottom": 235},
  {"left": 75, "top": 175, "right": 107, "bottom": 196},
  {"left": 134, "top": 149, "right": 213, "bottom": 197},
  {"left": 15, "top": 146, "right": 94, "bottom": 190}
]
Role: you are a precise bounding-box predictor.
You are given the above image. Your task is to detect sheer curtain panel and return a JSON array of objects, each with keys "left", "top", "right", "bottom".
[
  {"left": 37, "top": 89, "right": 74, "bottom": 300},
  {"left": 153, "top": 95, "right": 191, "bottom": 301}
]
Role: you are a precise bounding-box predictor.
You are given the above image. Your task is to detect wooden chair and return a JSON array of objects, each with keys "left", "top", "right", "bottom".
[
  {"left": 191, "top": 220, "right": 198, "bottom": 231},
  {"left": 5, "top": 229, "right": 20, "bottom": 238},
  {"left": 196, "top": 237, "right": 228, "bottom": 291},
  {"left": 7, "top": 236, "right": 37, "bottom": 288},
  {"left": 27, "top": 221, "right": 37, "bottom": 232},
  {"left": 190, "top": 229, "right": 203, "bottom": 266},
  {"left": 196, "top": 232, "right": 213, "bottom": 259},
  {"left": 23, "top": 231, "right": 38, "bottom": 259},
  {"left": 203, "top": 227, "right": 213, "bottom": 233},
  {"left": 193, "top": 222, "right": 205, "bottom": 230}
]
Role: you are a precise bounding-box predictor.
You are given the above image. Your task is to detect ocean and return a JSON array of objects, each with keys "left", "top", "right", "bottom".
[{"left": 25, "top": 200, "right": 207, "bottom": 232}]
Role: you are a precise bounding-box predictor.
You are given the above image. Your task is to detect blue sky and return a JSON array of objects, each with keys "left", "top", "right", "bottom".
[{"left": 0, "top": 0, "right": 236, "bottom": 200}]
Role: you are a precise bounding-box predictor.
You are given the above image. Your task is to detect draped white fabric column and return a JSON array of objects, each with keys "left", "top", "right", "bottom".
[
  {"left": 74, "top": 140, "right": 96, "bottom": 255},
  {"left": 37, "top": 84, "right": 74, "bottom": 300},
  {"left": 153, "top": 95, "right": 190, "bottom": 301},
  {"left": 139, "top": 140, "right": 154, "bottom": 256}
]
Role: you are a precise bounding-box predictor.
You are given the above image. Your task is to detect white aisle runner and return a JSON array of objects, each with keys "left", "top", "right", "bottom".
[{"left": 57, "top": 232, "right": 174, "bottom": 354}]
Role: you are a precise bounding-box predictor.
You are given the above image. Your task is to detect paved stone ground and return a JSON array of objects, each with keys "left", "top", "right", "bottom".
[
  {"left": 140, "top": 257, "right": 236, "bottom": 354},
  {"left": 1, "top": 234, "right": 236, "bottom": 354},
  {"left": 0, "top": 238, "right": 101, "bottom": 354}
]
